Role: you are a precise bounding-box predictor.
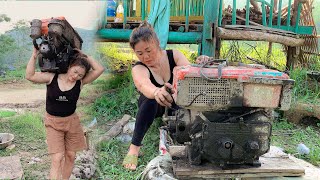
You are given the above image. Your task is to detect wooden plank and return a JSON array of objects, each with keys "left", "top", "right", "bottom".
[
  {"left": 224, "top": 25, "right": 298, "bottom": 36},
  {"left": 174, "top": 157, "right": 304, "bottom": 179},
  {"left": 107, "top": 16, "right": 204, "bottom": 22},
  {"left": 218, "top": 27, "right": 305, "bottom": 46},
  {"left": 173, "top": 146, "right": 305, "bottom": 179},
  {"left": 0, "top": 156, "right": 23, "bottom": 179},
  {"left": 171, "top": 16, "right": 203, "bottom": 22}
]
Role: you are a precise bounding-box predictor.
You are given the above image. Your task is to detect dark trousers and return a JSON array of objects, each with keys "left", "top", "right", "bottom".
[{"left": 131, "top": 94, "right": 165, "bottom": 146}]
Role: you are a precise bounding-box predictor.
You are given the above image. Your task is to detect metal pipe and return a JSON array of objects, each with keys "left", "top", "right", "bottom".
[
  {"left": 294, "top": 2, "right": 302, "bottom": 33},
  {"left": 277, "top": 0, "right": 282, "bottom": 27},
  {"left": 123, "top": 0, "right": 128, "bottom": 29},
  {"left": 246, "top": 0, "right": 250, "bottom": 26},
  {"left": 269, "top": 0, "right": 274, "bottom": 27},
  {"left": 287, "top": 0, "right": 292, "bottom": 30},
  {"left": 97, "top": 29, "right": 202, "bottom": 44},
  {"left": 261, "top": 1, "right": 267, "bottom": 26},
  {"left": 185, "top": 0, "right": 190, "bottom": 32},
  {"left": 142, "top": 0, "right": 146, "bottom": 20},
  {"left": 219, "top": 0, "right": 224, "bottom": 26},
  {"left": 232, "top": 0, "right": 236, "bottom": 25}
]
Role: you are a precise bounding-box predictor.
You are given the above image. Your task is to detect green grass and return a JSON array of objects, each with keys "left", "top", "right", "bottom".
[
  {"left": 290, "top": 68, "right": 320, "bottom": 104},
  {"left": 306, "top": 55, "right": 320, "bottom": 71},
  {"left": 0, "top": 112, "right": 46, "bottom": 157},
  {"left": 272, "top": 119, "right": 320, "bottom": 166},
  {"left": 0, "top": 110, "right": 16, "bottom": 118},
  {"left": 97, "top": 119, "right": 161, "bottom": 179},
  {"left": 0, "top": 112, "right": 45, "bottom": 141},
  {"left": 93, "top": 71, "right": 138, "bottom": 122},
  {"left": 0, "top": 111, "right": 49, "bottom": 179},
  {"left": 0, "top": 66, "right": 26, "bottom": 82}
]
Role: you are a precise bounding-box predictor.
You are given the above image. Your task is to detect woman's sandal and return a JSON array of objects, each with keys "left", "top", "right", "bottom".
[{"left": 122, "top": 154, "right": 138, "bottom": 170}]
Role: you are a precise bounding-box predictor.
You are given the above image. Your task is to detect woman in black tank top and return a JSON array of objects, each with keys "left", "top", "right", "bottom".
[
  {"left": 26, "top": 48, "right": 104, "bottom": 179},
  {"left": 122, "top": 21, "right": 192, "bottom": 170}
]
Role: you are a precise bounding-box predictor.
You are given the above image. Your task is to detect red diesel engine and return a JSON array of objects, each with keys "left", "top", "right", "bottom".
[
  {"left": 168, "top": 61, "right": 293, "bottom": 167},
  {"left": 30, "top": 17, "right": 83, "bottom": 73}
]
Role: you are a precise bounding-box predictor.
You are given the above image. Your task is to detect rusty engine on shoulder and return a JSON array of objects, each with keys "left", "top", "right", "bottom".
[{"left": 30, "top": 17, "right": 83, "bottom": 73}]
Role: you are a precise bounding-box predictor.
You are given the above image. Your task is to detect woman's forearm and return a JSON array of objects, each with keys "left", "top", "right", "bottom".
[
  {"left": 25, "top": 53, "right": 37, "bottom": 80},
  {"left": 87, "top": 56, "right": 105, "bottom": 73},
  {"left": 138, "top": 83, "right": 159, "bottom": 99}
]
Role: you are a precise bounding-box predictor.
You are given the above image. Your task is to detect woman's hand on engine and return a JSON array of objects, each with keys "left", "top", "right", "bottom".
[
  {"left": 32, "top": 47, "right": 39, "bottom": 59},
  {"left": 196, "top": 55, "right": 210, "bottom": 64},
  {"left": 154, "top": 83, "right": 175, "bottom": 107}
]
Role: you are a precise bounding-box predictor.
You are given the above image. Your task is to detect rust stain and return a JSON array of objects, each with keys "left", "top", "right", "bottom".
[{"left": 243, "top": 84, "right": 281, "bottom": 108}]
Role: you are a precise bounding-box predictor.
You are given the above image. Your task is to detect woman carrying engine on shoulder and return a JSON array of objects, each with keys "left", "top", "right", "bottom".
[{"left": 26, "top": 48, "right": 104, "bottom": 179}]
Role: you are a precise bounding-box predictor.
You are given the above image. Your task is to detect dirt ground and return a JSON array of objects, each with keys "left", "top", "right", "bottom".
[{"left": 0, "top": 81, "right": 46, "bottom": 108}]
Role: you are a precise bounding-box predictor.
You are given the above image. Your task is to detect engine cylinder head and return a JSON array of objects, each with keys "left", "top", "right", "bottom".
[{"left": 30, "top": 19, "right": 42, "bottom": 39}]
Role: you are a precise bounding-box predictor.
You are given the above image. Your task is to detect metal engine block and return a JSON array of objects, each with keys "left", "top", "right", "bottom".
[
  {"left": 167, "top": 62, "right": 294, "bottom": 167},
  {"left": 30, "top": 17, "right": 83, "bottom": 73}
]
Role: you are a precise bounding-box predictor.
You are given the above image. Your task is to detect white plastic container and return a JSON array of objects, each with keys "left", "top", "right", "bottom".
[{"left": 115, "top": 2, "right": 124, "bottom": 22}]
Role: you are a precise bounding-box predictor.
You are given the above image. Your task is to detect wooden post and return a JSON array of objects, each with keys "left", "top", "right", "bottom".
[
  {"left": 286, "top": 46, "right": 298, "bottom": 70},
  {"left": 136, "top": 0, "right": 141, "bottom": 17},
  {"left": 147, "top": 0, "right": 151, "bottom": 15},
  {"left": 215, "top": 38, "right": 221, "bottom": 58},
  {"left": 267, "top": 42, "right": 273, "bottom": 64}
]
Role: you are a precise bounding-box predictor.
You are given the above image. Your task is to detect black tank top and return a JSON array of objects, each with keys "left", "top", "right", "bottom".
[
  {"left": 133, "top": 50, "right": 176, "bottom": 87},
  {"left": 46, "top": 73, "right": 81, "bottom": 117}
]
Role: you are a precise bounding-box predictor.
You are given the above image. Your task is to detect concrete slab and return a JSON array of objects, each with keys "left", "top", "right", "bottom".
[{"left": 0, "top": 156, "right": 23, "bottom": 179}]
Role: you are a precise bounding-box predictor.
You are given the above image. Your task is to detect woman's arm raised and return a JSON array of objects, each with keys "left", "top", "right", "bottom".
[
  {"left": 25, "top": 48, "right": 53, "bottom": 84},
  {"left": 81, "top": 55, "right": 105, "bottom": 85}
]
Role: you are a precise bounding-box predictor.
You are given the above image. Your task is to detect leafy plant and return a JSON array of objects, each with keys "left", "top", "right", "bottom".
[
  {"left": 220, "top": 41, "right": 286, "bottom": 70},
  {"left": 167, "top": 44, "right": 198, "bottom": 63},
  {"left": 98, "top": 43, "right": 136, "bottom": 72}
]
